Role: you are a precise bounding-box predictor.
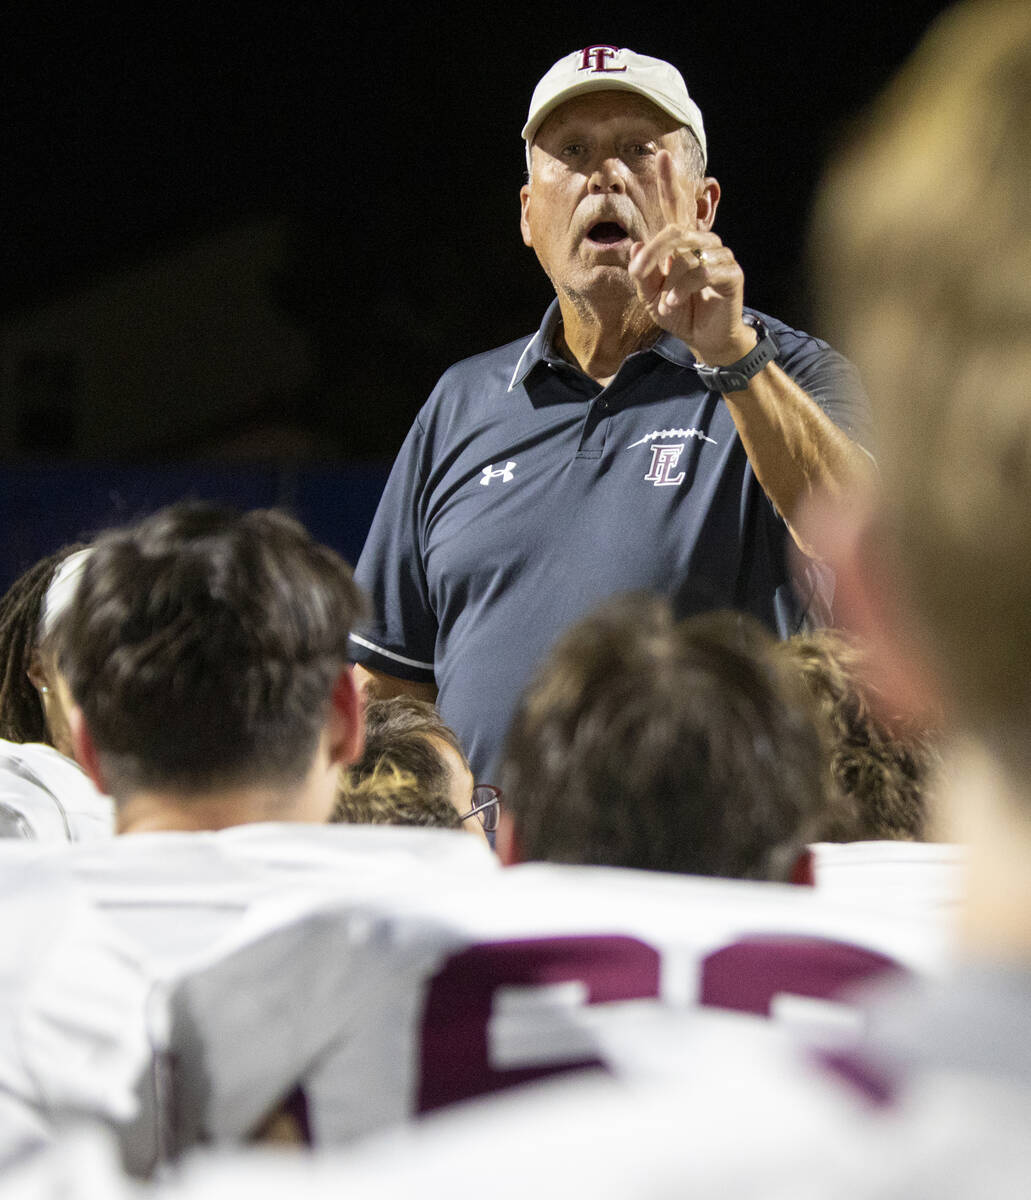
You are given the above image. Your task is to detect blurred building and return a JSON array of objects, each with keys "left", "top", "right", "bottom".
[{"left": 0, "top": 216, "right": 317, "bottom": 460}]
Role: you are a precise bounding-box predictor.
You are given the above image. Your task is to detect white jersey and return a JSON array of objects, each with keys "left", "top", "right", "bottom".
[
  {"left": 0, "top": 739, "right": 114, "bottom": 842},
  {"left": 141, "top": 967, "right": 1031, "bottom": 1200},
  {"left": 141, "top": 860, "right": 952, "bottom": 1160},
  {"left": 810, "top": 840, "right": 966, "bottom": 915},
  {"left": 0, "top": 823, "right": 498, "bottom": 1178},
  {"left": 68, "top": 822, "right": 498, "bottom": 970},
  {"left": 0, "top": 851, "right": 151, "bottom": 1174}
]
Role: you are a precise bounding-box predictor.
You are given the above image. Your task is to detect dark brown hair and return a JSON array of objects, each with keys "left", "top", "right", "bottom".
[
  {"left": 51, "top": 504, "right": 365, "bottom": 798},
  {"left": 499, "top": 595, "right": 848, "bottom": 882}
]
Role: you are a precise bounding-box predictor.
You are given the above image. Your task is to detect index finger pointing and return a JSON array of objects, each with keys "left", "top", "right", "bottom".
[{"left": 657, "top": 149, "right": 681, "bottom": 227}]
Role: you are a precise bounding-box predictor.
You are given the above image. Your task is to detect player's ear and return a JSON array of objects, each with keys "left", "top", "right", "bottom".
[
  {"left": 327, "top": 667, "right": 364, "bottom": 769},
  {"left": 520, "top": 183, "right": 534, "bottom": 248},
  {"left": 26, "top": 650, "right": 48, "bottom": 693},
  {"left": 495, "top": 809, "right": 524, "bottom": 866},
  {"left": 695, "top": 176, "right": 720, "bottom": 231}
]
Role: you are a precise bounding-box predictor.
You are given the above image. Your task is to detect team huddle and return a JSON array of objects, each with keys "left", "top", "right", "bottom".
[{"left": 1, "top": 4, "right": 1030, "bottom": 1195}]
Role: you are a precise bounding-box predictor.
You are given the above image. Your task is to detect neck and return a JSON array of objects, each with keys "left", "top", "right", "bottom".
[
  {"left": 941, "top": 736, "right": 1031, "bottom": 963},
  {"left": 554, "top": 289, "right": 658, "bottom": 385},
  {"left": 115, "top": 772, "right": 335, "bottom": 835}
]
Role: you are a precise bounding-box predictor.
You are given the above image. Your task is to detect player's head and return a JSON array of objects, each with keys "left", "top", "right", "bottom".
[
  {"left": 50, "top": 503, "right": 366, "bottom": 822},
  {"left": 333, "top": 761, "right": 464, "bottom": 831},
  {"left": 336, "top": 697, "right": 489, "bottom": 841},
  {"left": 0, "top": 543, "right": 90, "bottom": 755},
  {"left": 812, "top": 0, "right": 1031, "bottom": 785},
  {"left": 777, "top": 628, "right": 942, "bottom": 842},
  {"left": 497, "top": 595, "right": 844, "bottom": 881},
  {"left": 519, "top": 47, "right": 717, "bottom": 306}
]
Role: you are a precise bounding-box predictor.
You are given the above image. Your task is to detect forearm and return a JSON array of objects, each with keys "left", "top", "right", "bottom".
[
  {"left": 353, "top": 663, "right": 439, "bottom": 704},
  {"left": 722, "top": 362, "right": 877, "bottom": 557}
]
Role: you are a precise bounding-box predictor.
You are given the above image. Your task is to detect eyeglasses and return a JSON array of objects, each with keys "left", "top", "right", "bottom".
[{"left": 458, "top": 784, "right": 502, "bottom": 834}]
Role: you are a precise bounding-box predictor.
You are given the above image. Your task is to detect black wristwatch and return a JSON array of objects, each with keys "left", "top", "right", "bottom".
[{"left": 693, "top": 313, "right": 779, "bottom": 393}]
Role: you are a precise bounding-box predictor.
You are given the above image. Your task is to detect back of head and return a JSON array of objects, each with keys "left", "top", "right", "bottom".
[
  {"left": 499, "top": 595, "right": 840, "bottom": 882},
  {"left": 333, "top": 762, "right": 463, "bottom": 830},
  {"left": 52, "top": 503, "right": 365, "bottom": 800},
  {"left": 778, "top": 629, "right": 941, "bottom": 841},
  {"left": 350, "top": 696, "right": 466, "bottom": 783},
  {"left": 812, "top": 1, "right": 1031, "bottom": 774},
  {"left": 334, "top": 697, "right": 468, "bottom": 829}
]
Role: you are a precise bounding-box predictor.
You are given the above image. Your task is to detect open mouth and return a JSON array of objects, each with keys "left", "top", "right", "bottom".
[{"left": 586, "top": 221, "right": 629, "bottom": 245}]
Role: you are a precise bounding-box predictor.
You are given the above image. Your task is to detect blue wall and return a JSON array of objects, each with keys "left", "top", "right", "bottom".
[{"left": 0, "top": 463, "right": 390, "bottom": 592}]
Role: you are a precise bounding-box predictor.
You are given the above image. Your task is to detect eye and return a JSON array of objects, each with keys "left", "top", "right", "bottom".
[
  {"left": 560, "top": 142, "right": 587, "bottom": 159},
  {"left": 628, "top": 142, "right": 657, "bottom": 159}
]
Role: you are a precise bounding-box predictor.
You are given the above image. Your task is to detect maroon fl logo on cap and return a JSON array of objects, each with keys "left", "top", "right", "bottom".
[{"left": 578, "top": 45, "right": 628, "bottom": 74}]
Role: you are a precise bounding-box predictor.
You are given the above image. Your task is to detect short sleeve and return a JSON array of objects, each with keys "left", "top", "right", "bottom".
[
  {"left": 350, "top": 417, "right": 438, "bottom": 684},
  {"left": 770, "top": 319, "right": 875, "bottom": 458}
]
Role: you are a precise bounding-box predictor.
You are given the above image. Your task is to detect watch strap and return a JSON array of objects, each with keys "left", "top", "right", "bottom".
[{"left": 693, "top": 314, "right": 779, "bottom": 393}]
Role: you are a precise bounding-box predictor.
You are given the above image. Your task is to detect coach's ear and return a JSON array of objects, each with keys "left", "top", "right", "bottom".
[
  {"left": 495, "top": 810, "right": 524, "bottom": 867},
  {"left": 328, "top": 667, "right": 364, "bottom": 769},
  {"left": 69, "top": 707, "right": 108, "bottom": 794}
]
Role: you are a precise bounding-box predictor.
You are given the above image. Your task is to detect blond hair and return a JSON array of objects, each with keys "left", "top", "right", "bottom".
[
  {"left": 812, "top": 1, "right": 1031, "bottom": 767},
  {"left": 332, "top": 760, "right": 462, "bottom": 830}
]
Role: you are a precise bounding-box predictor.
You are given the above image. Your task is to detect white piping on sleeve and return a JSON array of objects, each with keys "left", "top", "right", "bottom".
[{"left": 348, "top": 633, "right": 435, "bottom": 672}]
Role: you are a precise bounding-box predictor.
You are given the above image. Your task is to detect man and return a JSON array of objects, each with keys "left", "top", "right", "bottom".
[
  {"left": 350, "top": 46, "right": 874, "bottom": 778},
  {"left": 495, "top": 595, "right": 851, "bottom": 880},
  {"left": 268, "top": 4, "right": 1031, "bottom": 1193},
  {"left": 49, "top": 503, "right": 366, "bottom": 833}
]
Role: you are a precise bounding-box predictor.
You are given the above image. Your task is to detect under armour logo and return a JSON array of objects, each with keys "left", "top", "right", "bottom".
[
  {"left": 643, "top": 444, "right": 686, "bottom": 487},
  {"left": 481, "top": 461, "right": 516, "bottom": 486},
  {"left": 578, "top": 45, "right": 627, "bottom": 74}
]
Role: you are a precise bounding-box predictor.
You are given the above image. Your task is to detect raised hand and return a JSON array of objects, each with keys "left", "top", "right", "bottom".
[{"left": 628, "top": 149, "right": 755, "bottom": 367}]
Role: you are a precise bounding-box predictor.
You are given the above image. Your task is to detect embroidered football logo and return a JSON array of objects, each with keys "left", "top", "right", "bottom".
[
  {"left": 627, "top": 428, "right": 716, "bottom": 488},
  {"left": 643, "top": 444, "right": 686, "bottom": 486}
]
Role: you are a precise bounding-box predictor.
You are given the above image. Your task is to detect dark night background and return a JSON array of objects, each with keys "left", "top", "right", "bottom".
[{"left": 0, "top": 3, "right": 956, "bottom": 578}]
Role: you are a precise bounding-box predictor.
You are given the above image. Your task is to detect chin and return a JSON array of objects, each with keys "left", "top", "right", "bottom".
[{"left": 582, "top": 266, "right": 637, "bottom": 296}]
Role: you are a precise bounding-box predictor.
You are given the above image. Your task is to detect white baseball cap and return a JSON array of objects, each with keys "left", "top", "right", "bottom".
[{"left": 522, "top": 45, "right": 707, "bottom": 169}]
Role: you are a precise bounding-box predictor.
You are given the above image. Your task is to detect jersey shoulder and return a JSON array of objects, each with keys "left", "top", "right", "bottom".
[
  {"left": 747, "top": 307, "right": 841, "bottom": 359},
  {"left": 418, "top": 331, "right": 539, "bottom": 424}
]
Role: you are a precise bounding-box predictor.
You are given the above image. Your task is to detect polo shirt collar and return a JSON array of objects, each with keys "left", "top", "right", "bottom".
[
  {"left": 507, "top": 300, "right": 564, "bottom": 392},
  {"left": 507, "top": 299, "right": 696, "bottom": 392}
]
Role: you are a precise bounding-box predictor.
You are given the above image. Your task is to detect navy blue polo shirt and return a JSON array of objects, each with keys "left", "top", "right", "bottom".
[{"left": 351, "top": 300, "right": 872, "bottom": 780}]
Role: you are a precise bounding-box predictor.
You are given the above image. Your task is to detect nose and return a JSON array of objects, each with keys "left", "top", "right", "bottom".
[{"left": 588, "top": 158, "right": 626, "bottom": 194}]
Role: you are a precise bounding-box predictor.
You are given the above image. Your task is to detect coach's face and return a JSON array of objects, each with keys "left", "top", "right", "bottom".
[{"left": 520, "top": 91, "right": 709, "bottom": 301}]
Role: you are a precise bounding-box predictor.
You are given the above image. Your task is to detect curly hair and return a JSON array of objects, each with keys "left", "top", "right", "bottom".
[
  {"left": 333, "top": 761, "right": 462, "bottom": 830},
  {"left": 777, "top": 629, "right": 942, "bottom": 841}
]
